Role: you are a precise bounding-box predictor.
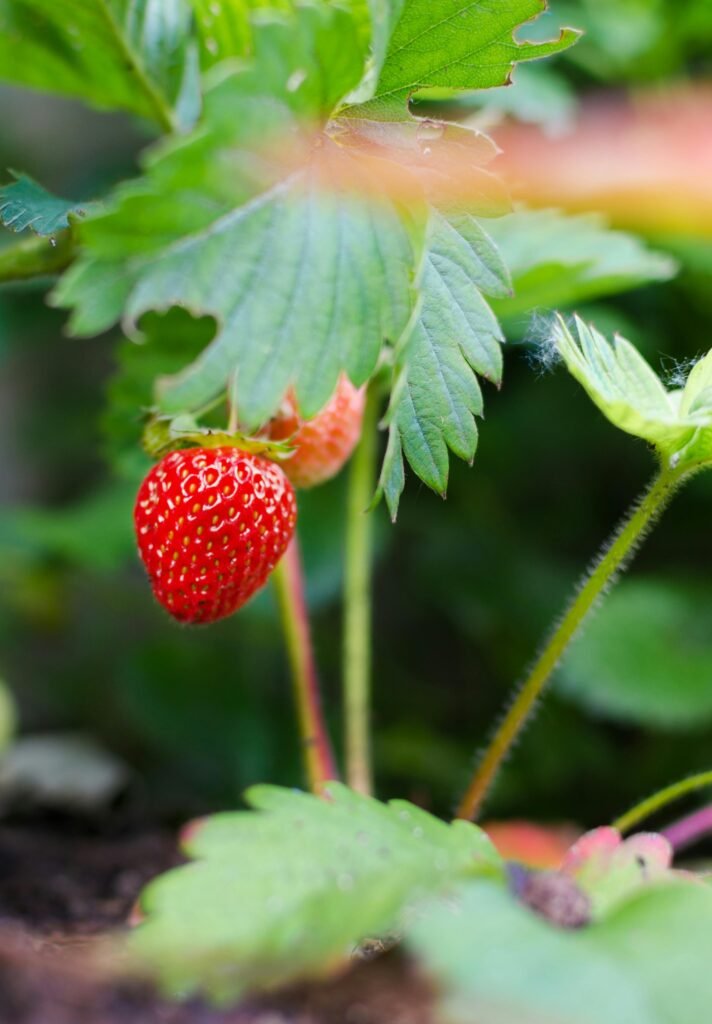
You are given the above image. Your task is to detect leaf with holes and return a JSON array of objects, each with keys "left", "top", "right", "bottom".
[
  {"left": 52, "top": 5, "right": 414, "bottom": 429},
  {"left": 131, "top": 782, "right": 500, "bottom": 1002}
]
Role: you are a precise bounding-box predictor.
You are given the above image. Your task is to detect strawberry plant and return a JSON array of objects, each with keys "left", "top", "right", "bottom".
[{"left": 2, "top": 1, "right": 712, "bottom": 1021}]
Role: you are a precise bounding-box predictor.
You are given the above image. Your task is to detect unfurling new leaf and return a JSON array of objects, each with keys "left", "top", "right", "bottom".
[{"left": 550, "top": 315, "right": 712, "bottom": 471}]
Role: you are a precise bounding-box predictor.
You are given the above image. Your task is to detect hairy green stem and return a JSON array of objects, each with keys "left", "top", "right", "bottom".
[
  {"left": 613, "top": 770, "right": 712, "bottom": 835},
  {"left": 343, "top": 386, "right": 379, "bottom": 795},
  {"left": 456, "top": 464, "right": 686, "bottom": 822},
  {"left": 0, "top": 232, "right": 74, "bottom": 283},
  {"left": 273, "top": 539, "right": 337, "bottom": 792}
]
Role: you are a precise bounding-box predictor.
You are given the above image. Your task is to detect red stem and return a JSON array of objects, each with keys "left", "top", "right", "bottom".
[
  {"left": 273, "top": 539, "right": 338, "bottom": 791},
  {"left": 662, "top": 804, "right": 712, "bottom": 854}
]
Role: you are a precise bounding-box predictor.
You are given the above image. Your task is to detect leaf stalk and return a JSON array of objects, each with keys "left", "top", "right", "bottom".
[
  {"left": 272, "top": 538, "right": 337, "bottom": 792},
  {"left": 343, "top": 384, "right": 379, "bottom": 795},
  {"left": 613, "top": 770, "right": 712, "bottom": 835},
  {"left": 456, "top": 463, "right": 687, "bottom": 821}
]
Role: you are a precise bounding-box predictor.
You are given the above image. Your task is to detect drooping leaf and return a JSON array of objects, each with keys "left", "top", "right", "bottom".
[
  {"left": 131, "top": 782, "right": 500, "bottom": 1001},
  {"left": 0, "top": 173, "right": 85, "bottom": 236},
  {"left": 52, "top": 6, "right": 415, "bottom": 429},
  {"left": 550, "top": 315, "right": 712, "bottom": 464},
  {"left": 559, "top": 579, "right": 712, "bottom": 729},
  {"left": 408, "top": 878, "right": 712, "bottom": 1024},
  {"left": 379, "top": 210, "right": 509, "bottom": 516},
  {"left": 343, "top": 0, "right": 581, "bottom": 121},
  {"left": 487, "top": 209, "right": 677, "bottom": 322},
  {"left": 52, "top": 0, "right": 587, "bottom": 508},
  {"left": 0, "top": 0, "right": 198, "bottom": 129}
]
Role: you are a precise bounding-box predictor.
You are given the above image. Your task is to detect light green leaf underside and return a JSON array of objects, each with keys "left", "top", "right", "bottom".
[
  {"left": 132, "top": 783, "right": 499, "bottom": 1002},
  {"left": 487, "top": 209, "right": 677, "bottom": 320},
  {"left": 560, "top": 578, "right": 712, "bottom": 729},
  {"left": 0, "top": 0, "right": 196, "bottom": 128},
  {"left": 409, "top": 879, "right": 712, "bottom": 1024},
  {"left": 52, "top": 6, "right": 404, "bottom": 428},
  {"left": 148, "top": 176, "right": 414, "bottom": 425},
  {"left": 0, "top": 173, "right": 85, "bottom": 236},
  {"left": 551, "top": 315, "right": 712, "bottom": 462},
  {"left": 345, "top": 0, "right": 581, "bottom": 120},
  {"left": 380, "top": 211, "right": 508, "bottom": 515}
]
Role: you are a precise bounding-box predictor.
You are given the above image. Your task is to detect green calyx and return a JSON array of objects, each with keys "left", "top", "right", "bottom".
[{"left": 141, "top": 413, "right": 294, "bottom": 463}]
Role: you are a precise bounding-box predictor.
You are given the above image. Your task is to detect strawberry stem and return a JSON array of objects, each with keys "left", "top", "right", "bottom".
[
  {"left": 456, "top": 463, "right": 687, "bottom": 822},
  {"left": 343, "top": 384, "right": 379, "bottom": 796},
  {"left": 272, "top": 538, "right": 338, "bottom": 792},
  {"left": 662, "top": 802, "right": 712, "bottom": 853},
  {"left": 613, "top": 770, "right": 712, "bottom": 836}
]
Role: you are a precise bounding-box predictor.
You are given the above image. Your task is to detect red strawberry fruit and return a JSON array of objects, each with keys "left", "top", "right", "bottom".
[
  {"left": 134, "top": 447, "right": 296, "bottom": 624},
  {"left": 268, "top": 375, "right": 365, "bottom": 489}
]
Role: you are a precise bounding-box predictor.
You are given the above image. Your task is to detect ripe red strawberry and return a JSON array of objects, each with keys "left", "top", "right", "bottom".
[
  {"left": 267, "top": 375, "right": 365, "bottom": 489},
  {"left": 134, "top": 447, "right": 296, "bottom": 624}
]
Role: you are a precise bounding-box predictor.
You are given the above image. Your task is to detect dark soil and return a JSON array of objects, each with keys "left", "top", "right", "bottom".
[{"left": 0, "top": 818, "right": 434, "bottom": 1024}]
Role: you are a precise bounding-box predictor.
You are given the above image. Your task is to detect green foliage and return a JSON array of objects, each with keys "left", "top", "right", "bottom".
[
  {"left": 408, "top": 878, "right": 712, "bottom": 1024},
  {"left": 346, "top": 0, "right": 581, "bottom": 121},
  {"left": 102, "top": 308, "right": 216, "bottom": 477},
  {"left": 380, "top": 211, "right": 510, "bottom": 513},
  {"left": 560, "top": 578, "right": 712, "bottom": 729},
  {"left": 0, "top": 0, "right": 199, "bottom": 129},
  {"left": 0, "top": 173, "right": 85, "bottom": 236},
  {"left": 133, "top": 782, "right": 500, "bottom": 1001},
  {"left": 488, "top": 209, "right": 676, "bottom": 322},
  {"left": 0, "top": 677, "right": 16, "bottom": 752},
  {"left": 550, "top": 315, "right": 712, "bottom": 467},
  {"left": 0, "top": 479, "right": 138, "bottom": 571},
  {"left": 49, "top": 0, "right": 582, "bottom": 512},
  {"left": 189, "top": 0, "right": 250, "bottom": 68}
]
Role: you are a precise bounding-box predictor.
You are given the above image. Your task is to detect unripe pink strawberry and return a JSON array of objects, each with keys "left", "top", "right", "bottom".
[{"left": 268, "top": 375, "right": 365, "bottom": 488}]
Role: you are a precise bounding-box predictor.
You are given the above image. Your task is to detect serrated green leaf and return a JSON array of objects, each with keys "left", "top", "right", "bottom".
[
  {"left": 131, "top": 782, "right": 500, "bottom": 1001},
  {"left": 551, "top": 315, "right": 712, "bottom": 464},
  {"left": 487, "top": 209, "right": 677, "bottom": 321},
  {"left": 52, "top": 6, "right": 405, "bottom": 429},
  {"left": 408, "top": 879, "right": 712, "bottom": 1024},
  {"left": 344, "top": 0, "right": 581, "bottom": 121},
  {"left": 0, "top": 173, "right": 85, "bottom": 236},
  {"left": 559, "top": 579, "right": 712, "bottom": 729},
  {"left": 0, "top": 0, "right": 197, "bottom": 129},
  {"left": 380, "top": 210, "right": 505, "bottom": 507}
]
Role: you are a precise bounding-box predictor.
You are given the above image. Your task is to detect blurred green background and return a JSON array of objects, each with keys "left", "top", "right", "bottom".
[{"left": 1, "top": 0, "right": 711, "bottom": 830}]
